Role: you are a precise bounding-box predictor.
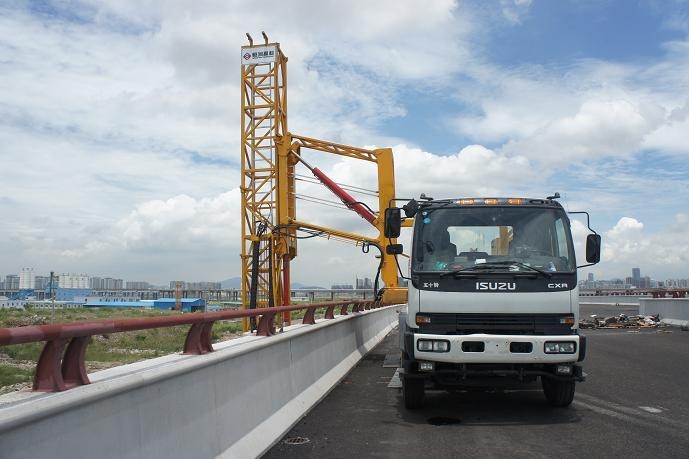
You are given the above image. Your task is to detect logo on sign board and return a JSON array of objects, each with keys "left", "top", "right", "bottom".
[{"left": 243, "top": 53, "right": 251, "bottom": 60}]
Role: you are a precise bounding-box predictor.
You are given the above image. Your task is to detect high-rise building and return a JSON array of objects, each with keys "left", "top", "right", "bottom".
[
  {"left": 90, "top": 277, "right": 104, "bottom": 289},
  {"left": 19, "top": 268, "right": 35, "bottom": 289},
  {"left": 587, "top": 273, "right": 594, "bottom": 282},
  {"left": 5, "top": 275, "right": 19, "bottom": 290},
  {"left": 629, "top": 268, "right": 642, "bottom": 287},
  {"left": 34, "top": 276, "right": 50, "bottom": 290},
  {"left": 102, "top": 278, "right": 123, "bottom": 290},
  {"left": 356, "top": 277, "right": 373, "bottom": 289},
  {"left": 58, "top": 273, "right": 89, "bottom": 289}
]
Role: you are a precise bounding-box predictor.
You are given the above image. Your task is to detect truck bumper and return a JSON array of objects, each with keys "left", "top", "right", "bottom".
[{"left": 412, "top": 333, "right": 582, "bottom": 364}]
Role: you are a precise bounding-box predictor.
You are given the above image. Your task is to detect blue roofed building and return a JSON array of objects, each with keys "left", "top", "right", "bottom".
[
  {"left": 82, "top": 296, "right": 206, "bottom": 312},
  {"left": 154, "top": 298, "right": 206, "bottom": 312}
]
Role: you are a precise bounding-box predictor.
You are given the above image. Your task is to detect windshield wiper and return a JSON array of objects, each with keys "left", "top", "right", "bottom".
[
  {"left": 439, "top": 260, "right": 553, "bottom": 278},
  {"left": 485, "top": 260, "right": 553, "bottom": 277}
]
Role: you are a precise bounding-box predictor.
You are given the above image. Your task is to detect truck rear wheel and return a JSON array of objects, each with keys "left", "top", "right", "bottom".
[
  {"left": 402, "top": 375, "right": 425, "bottom": 409},
  {"left": 542, "top": 377, "right": 575, "bottom": 407}
]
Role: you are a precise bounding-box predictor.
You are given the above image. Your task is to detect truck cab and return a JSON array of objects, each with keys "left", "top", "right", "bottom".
[{"left": 386, "top": 195, "right": 601, "bottom": 408}]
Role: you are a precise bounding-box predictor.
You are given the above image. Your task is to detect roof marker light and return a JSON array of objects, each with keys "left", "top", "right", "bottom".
[
  {"left": 484, "top": 199, "right": 499, "bottom": 205},
  {"left": 507, "top": 198, "right": 524, "bottom": 205},
  {"left": 458, "top": 199, "right": 475, "bottom": 205}
]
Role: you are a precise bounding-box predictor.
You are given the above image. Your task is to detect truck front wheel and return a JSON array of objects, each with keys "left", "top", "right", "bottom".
[
  {"left": 542, "top": 377, "right": 575, "bottom": 407},
  {"left": 402, "top": 375, "right": 425, "bottom": 409}
]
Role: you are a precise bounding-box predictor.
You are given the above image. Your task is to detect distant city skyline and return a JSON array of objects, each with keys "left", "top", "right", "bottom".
[
  {"left": 2, "top": 265, "right": 688, "bottom": 292},
  {"left": 1, "top": 267, "right": 376, "bottom": 291}
]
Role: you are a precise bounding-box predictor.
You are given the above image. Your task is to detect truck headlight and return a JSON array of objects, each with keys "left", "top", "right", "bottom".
[
  {"left": 417, "top": 339, "right": 450, "bottom": 353},
  {"left": 544, "top": 342, "right": 576, "bottom": 354},
  {"left": 419, "top": 361, "right": 435, "bottom": 371}
]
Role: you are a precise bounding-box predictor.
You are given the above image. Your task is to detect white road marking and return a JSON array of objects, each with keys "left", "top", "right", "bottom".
[
  {"left": 388, "top": 368, "right": 402, "bottom": 388},
  {"left": 575, "top": 393, "right": 688, "bottom": 437},
  {"left": 639, "top": 406, "right": 663, "bottom": 414}
]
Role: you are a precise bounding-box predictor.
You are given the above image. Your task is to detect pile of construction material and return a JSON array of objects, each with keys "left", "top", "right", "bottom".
[{"left": 579, "top": 313, "right": 662, "bottom": 329}]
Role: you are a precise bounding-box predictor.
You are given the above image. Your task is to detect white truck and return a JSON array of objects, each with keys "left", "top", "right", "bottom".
[{"left": 384, "top": 194, "right": 601, "bottom": 408}]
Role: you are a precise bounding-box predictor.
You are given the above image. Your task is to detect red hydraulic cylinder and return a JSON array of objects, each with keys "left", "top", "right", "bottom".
[
  {"left": 291, "top": 152, "right": 376, "bottom": 224},
  {"left": 310, "top": 167, "right": 376, "bottom": 224}
]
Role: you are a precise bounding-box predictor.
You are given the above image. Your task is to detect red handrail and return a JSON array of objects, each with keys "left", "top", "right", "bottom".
[{"left": 0, "top": 300, "right": 380, "bottom": 392}]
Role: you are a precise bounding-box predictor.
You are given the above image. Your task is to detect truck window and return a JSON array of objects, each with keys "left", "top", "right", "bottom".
[
  {"left": 412, "top": 207, "right": 575, "bottom": 273},
  {"left": 554, "top": 217, "right": 571, "bottom": 262}
]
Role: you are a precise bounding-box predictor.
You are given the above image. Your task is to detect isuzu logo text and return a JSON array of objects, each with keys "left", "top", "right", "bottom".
[{"left": 475, "top": 282, "right": 516, "bottom": 291}]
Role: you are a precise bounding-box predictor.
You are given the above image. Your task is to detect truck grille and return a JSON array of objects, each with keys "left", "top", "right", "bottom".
[{"left": 418, "top": 313, "right": 573, "bottom": 335}]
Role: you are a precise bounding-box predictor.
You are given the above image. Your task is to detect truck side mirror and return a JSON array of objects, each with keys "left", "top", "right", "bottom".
[
  {"left": 384, "top": 207, "right": 402, "bottom": 238},
  {"left": 386, "top": 244, "right": 403, "bottom": 255},
  {"left": 586, "top": 234, "right": 601, "bottom": 263}
]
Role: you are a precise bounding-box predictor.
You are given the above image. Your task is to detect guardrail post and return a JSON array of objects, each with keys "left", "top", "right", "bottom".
[
  {"left": 184, "top": 322, "right": 215, "bottom": 354},
  {"left": 62, "top": 336, "right": 91, "bottom": 388},
  {"left": 34, "top": 338, "right": 68, "bottom": 392},
  {"left": 302, "top": 307, "right": 316, "bottom": 325},
  {"left": 256, "top": 313, "right": 276, "bottom": 336},
  {"left": 340, "top": 303, "right": 349, "bottom": 315},
  {"left": 325, "top": 305, "right": 336, "bottom": 319}
]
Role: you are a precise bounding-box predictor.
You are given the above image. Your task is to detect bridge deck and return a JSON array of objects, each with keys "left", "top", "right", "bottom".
[{"left": 265, "top": 304, "right": 689, "bottom": 458}]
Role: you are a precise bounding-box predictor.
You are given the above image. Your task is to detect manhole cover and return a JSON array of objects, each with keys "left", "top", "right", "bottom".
[
  {"left": 284, "top": 436, "right": 310, "bottom": 445},
  {"left": 428, "top": 416, "right": 462, "bottom": 426}
]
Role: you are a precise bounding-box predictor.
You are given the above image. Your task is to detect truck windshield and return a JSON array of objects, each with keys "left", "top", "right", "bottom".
[{"left": 412, "top": 206, "right": 576, "bottom": 274}]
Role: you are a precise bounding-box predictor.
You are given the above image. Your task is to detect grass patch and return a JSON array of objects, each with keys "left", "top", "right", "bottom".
[
  {"left": 212, "top": 321, "right": 243, "bottom": 340},
  {"left": 1, "top": 342, "right": 42, "bottom": 361},
  {"left": 0, "top": 365, "right": 34, "bottom": 387}
]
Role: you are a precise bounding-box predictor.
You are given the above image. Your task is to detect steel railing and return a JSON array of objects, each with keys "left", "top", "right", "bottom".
[{"left": 0, "top": 300, "right": 380, "bottom": 392}]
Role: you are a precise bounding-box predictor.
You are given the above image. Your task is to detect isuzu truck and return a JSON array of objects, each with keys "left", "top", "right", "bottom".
[{"left": 384, "top": 194, "right": 601, "bottom": 408}]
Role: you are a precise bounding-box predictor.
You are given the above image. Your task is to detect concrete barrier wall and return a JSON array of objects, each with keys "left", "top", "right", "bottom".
[
  {"left": 0, "top": 305, "right": 403, "bottom": 459},
  {"left": 639, "top": 299, "right": 689, "bottom": 326},
  {"left": 579, "top": 295, "right": 646, "bottom": 305}
]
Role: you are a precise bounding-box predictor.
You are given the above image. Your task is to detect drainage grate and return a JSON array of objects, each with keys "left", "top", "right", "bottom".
[
  {"left": 428, "top": 417, "right": 462, "bottom": 426},
  {"left": 284, "top": 436, "right": 311, "bottom": 445}
]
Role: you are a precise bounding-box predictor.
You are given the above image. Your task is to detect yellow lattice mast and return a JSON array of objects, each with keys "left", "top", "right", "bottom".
[
  {"left": 240, "top": 33, "right": 295, "bottom": 330},
  {"left": 240, "top": 33, "right": 406, "bottom": 331}
]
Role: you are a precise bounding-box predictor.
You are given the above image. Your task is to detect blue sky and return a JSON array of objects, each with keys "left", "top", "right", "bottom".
[
  {"left": 1, "top": 0, "right": 688, "bottom": 286},
  {"left": 485, "top": 0, "right": 683, "bottom": 64}
]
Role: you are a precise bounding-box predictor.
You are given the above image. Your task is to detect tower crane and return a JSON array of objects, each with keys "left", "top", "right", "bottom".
[{"left": 240, "top": 33, "right": 406, "bottom": 330}]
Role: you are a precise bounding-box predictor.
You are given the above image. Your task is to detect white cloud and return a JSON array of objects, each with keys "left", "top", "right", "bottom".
[
  {"left": 503, "top": 99, "right": 664, "bottom": 163},
  {"left": 500, "top": 0, "right": 533, "bottom": 24},
  {"left": 582, "top": 215, "right": 689, "bottom": 282}
]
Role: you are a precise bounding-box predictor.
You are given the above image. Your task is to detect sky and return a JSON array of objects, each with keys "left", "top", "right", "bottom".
[{"left": 1, "top": 0, "right": 689, "bottom": 287}]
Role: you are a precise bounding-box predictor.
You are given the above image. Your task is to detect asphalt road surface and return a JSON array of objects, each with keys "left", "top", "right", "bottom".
[{"left": 264, "top": 304, "right": 689, "bottom": 458}]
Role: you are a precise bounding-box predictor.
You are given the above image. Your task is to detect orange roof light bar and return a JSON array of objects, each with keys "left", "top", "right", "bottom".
[{"left": 456, "top": 198, "right": 526, "bottom": 205}]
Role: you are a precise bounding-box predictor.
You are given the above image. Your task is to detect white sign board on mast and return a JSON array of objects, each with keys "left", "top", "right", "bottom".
[{"left": 241, "top": 45, "right": 278, "bottom": 65}]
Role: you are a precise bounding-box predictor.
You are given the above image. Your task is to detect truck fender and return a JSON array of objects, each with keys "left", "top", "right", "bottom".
[
  {"left": 578, "top": 333, "right": 587, "bottom": 362},
  {"left": 398, "top": 312, "right": 408, "bottom": 352}
]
